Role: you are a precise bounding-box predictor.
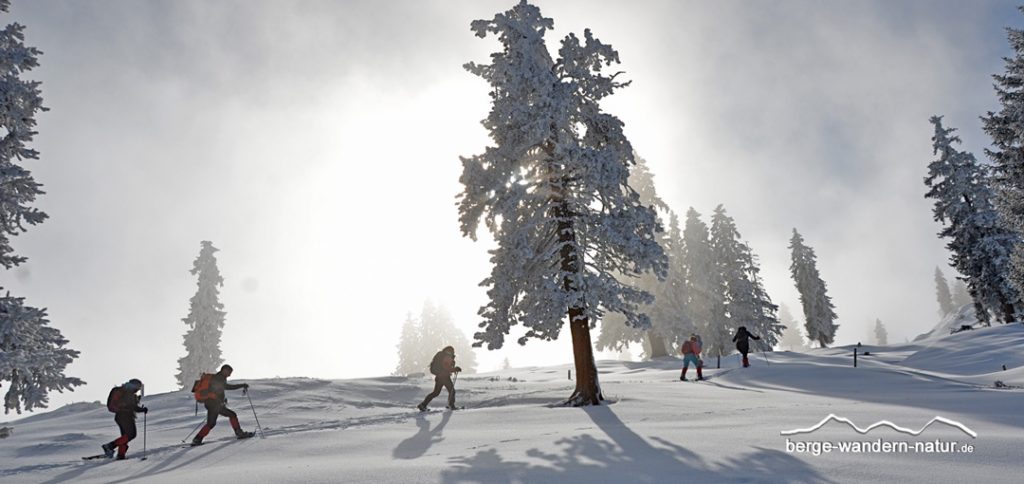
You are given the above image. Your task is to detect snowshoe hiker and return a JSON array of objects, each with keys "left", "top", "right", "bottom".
[
  {"left": 418, "top": 346, "right": 462, "bottom": 411},
  {"left": 732, "top": 326, "right": 761, "bottom": 368},
  {"left": 102, "top": 378, "right": 147, "bottom": 460},
  {"left": 190, "top": 364, "right": 254, "bottom": 446},
  {"left": 680, "top": 334, "right": 704, "bottom": 381}
]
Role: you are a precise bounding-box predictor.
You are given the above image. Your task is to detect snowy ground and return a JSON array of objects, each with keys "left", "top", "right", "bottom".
[{"left": 1, "top": 325, "right": 1022, "bottom": 483}]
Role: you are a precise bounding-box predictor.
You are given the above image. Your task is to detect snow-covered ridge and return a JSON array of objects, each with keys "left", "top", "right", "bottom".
[{"left": 1, "top": 327, "right": 1022, "bottom": 483}]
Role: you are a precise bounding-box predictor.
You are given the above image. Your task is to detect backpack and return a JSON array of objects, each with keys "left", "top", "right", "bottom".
[
  {"left": 191, "top": 373, "right": 216, "bottom": 402},
  {"left": 429, "top": 351, "right": 446, "bottom": 375},
  {"left": 106, "top": 386, "right": 125, "bottom": 413}
]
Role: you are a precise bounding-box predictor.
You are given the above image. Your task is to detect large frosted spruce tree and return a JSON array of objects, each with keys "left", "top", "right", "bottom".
[
  {"left": 982, "top": 7, "right": 1024, "bottom": 298},
  {"left": 925, "top": 116, "right": 1019, "bottom": 324},
  {"left": 681, "top": 208, "right": 727, "bottom": 366},
  {"left": 0, "top": 0, "right": 82, "bottom": 414},
  {"left": 458, "top": 1, "right": 666, "bottom": 406},
  {"left": 709, "top": 205, "right": 783, "bottom": 353},
  {"left": 789, "top": 229, "right": 838, "bottom": 347},
  {"left": 597, "top": 156, "right": 684, "bottom": 359},
  {"left": 175, "top": 241, "right": 227, "bottom": 388}
]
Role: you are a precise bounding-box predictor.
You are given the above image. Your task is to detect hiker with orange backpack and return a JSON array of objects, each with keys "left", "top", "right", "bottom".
[
  {"left": 101, "top": 379, "right": 147, "bottom": 460},
  {"left": 190, "top": 364, "right": 254, "bottom": 446}
]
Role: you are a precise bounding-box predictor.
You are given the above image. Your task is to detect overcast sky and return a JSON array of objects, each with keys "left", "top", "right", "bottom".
[{"left": 1, "top": 0, "right": 1019, "bottom": 419}]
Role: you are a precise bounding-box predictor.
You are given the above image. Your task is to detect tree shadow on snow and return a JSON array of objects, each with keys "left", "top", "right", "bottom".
[
  {"left": 392, "top": 411, "right": 452, "bottom": 460},
  {"left": 440, "top": 406, "right": 833, "bottom": 483}
]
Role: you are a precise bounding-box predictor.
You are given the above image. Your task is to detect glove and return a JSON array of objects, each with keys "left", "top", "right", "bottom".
[
  {"left": 242, "top": 383, "right": 250, "bottom": 389},
  {"left": 141, "top": 407, "right": 148, "bottom": 414},
  {"left": 454, "top": 366, "right": 462, "bottom": 373}
]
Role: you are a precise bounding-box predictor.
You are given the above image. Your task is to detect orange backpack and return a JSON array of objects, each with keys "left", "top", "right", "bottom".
[{"left": 191, "top": 373, "right": 216, "bottom": 402}]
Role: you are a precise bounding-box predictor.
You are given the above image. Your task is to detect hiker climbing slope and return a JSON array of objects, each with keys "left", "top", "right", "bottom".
[
  {"left": 191, "top": 364, "right": 254, "bottom": 446},
  {"left": 102, "top": 379, "right": 147, "bottom": 460},
  {"left": 418, "top": 346, "right": 462, "bottom": 411},
  {"left": 733, "top": 326, "right": 761, "bottom": 368}
]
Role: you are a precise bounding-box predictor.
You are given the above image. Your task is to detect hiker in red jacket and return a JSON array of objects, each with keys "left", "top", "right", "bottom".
[
  {"left": 418, "top": 346, "right": 462, "bottom": 411},
  {"left": 191, "top": 364, "right": 254, "bottom": 446},
  {"left": 102, "top": 379, "right": 147, "bottom": 460},
  {"left": 680, "top": 334, "right": 704, "bottom": 381}
]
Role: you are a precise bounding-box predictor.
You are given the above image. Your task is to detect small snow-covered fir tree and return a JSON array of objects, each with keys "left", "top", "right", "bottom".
[
  {"left": 0, "top": 294, "right": 83, "bottom": 414},
  {"left": 934, "top": 267, "right": 955, "bottom": 317},
  {"left": 420, "top": 301, "right": 478, "bottom": 374},
  {"left": 789, "top": 229, "right": 838, "bottom": 347},
  {"left": 682, "top": 208, "right": 727, "bottom": 365},
  {"left": 873, "top": 318, "right": 888, "bottom": 346},
  {"left": 925, "top": 116, "right": 1020, "bottom": 324},
  {"left": 709, "top": 205, "right": 783, "bottom": 353},
  {"left": 395, "top": 301, "right": 479, "bottom": 376},
  {"left": 951, "top": 279, "right": 972, "bottom": 308},
  {"left": 175, "top": 241, "right": 227, "bottom": 388},
  {"left": 0, "top": 0, "right": 82, "bottom": 414},
  {"left": 458, "top": 1, "right": 666, "bottom": 405},
  {"left": 394, "top": 313, "right": 423, "bottom": 376},
  {"left": 982, "top": 7, "right": 1024, "bottom": 298},
  {"left": 777, "top": 304, "right": 806, "bottom": 351}
]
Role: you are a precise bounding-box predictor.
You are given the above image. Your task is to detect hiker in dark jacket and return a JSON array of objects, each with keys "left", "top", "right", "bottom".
[
  {"left": 102, "top": 379, "right": 147, "bottom": 460},
  {"left": 733, "top": 326, "right": 761, "bottom": 368},
  {"left": 418, "top": 346, "right": 462, "bottom": 411},
  {"left": 192, "top": 364, "right": 254, "bottom": 446}
]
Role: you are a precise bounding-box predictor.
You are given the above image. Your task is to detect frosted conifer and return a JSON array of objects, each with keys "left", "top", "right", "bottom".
[
  {"left": 982, "top": 7, "right": 1024, "bottom": 297},
  {"left": 925, "top": 116, "right": 1019, "bottom": 324},
  {"left": 175, "top": 241, "right": 227, "bottom": 388},
  {"left": 934, "top": 267, "right": 955, "bottom": 317},
  {"left": 789, "top": 229, "right": 838, "bottom": 347},
  {"left": 874, "top": 318, "right": 888, "bottom": 346},
  {"left": 458, "top": 1, "right": 666, "bottom": 405},
  {"left": 777, "top": 304, "right": 806, "bottom": 351},
  {"left": 0, "top": 1, "right": 81, "bottom": 413},
  {"left": 682, "top": 208, "right": 727, "bottom": 365}
]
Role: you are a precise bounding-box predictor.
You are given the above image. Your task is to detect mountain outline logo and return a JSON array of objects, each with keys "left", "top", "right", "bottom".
[{"left": 780, "top": 414, "right": 977, "bottom": 439}]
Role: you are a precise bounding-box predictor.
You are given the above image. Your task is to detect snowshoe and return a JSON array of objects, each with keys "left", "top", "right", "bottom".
[
  {"left": 101, "top": 443, "right": 115, "bottom": 458},
  {"left": 190, "top": 438, "right": 204, "bottom": 447},
  {"left": 236, "top": 431, "right": 256, "bottom": 440}
]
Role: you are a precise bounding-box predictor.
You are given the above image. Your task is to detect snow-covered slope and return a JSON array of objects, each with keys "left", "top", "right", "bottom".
[{"left": 1, "top": 329, "right": 1022, "bottom": 483}]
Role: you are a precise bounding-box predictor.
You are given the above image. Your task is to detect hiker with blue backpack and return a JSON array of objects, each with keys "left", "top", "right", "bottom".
[
  {"left": 101, "top": 379, "right": 147, "bottom": 459},
  {"left": 418, "top": 346, "right": 462, "bottom": 411}
]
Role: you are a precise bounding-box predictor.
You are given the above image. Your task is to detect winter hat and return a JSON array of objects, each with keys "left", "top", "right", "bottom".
[
  {"left": 125, "top": 379, "right": 143, "bottom": 391},
  {"left": 443, "top": 346, "right": 455, "bottom": 353},
  {"left": 221, "top": 364, "right": 234, "bottom": 373}
]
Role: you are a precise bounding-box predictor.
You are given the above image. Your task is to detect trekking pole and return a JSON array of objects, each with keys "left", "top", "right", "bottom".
[
  {"left": 141, "top": 412, "right": 148, "bottom": 461},
  {"left": 182, "top": 420, "right": 205, "bottom": 443},
  {"left": 758, "top": 341, "right": 770, "bottom": 366},
  {"left": 245, "top": 389, "right": 265, "bottom": 439}
]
